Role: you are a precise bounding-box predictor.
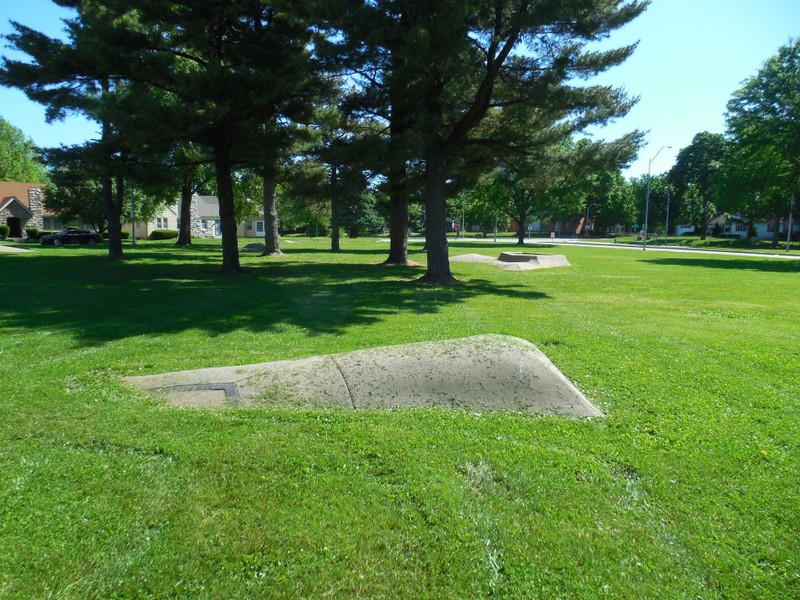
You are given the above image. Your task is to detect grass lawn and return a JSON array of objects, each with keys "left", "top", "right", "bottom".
[{"left": 1, "top": 237, "right": 798, "bottom": 598}]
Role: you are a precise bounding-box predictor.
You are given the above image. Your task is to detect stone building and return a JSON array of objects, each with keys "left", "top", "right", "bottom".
[{"left": 0, "top": 182, "right": 45, "bottom": 238}]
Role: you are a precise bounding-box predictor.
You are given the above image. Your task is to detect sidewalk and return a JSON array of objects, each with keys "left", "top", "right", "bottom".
[
  {"left": 0, "top": 243, "right": 34, "bottom": 253},
  {"left": 530, "top": 238, "right": 800, "bottom": 260},
  {"left": 402, "top": 237, "right": 800, "bottom": 261}
]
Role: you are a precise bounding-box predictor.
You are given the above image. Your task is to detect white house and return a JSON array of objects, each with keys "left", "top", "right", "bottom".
[
  {"left": 719, "top": 215, "right": 798, "bottom": 240},
  {"left": 132, "top": 194, "right": 264, "bottom": 240}
]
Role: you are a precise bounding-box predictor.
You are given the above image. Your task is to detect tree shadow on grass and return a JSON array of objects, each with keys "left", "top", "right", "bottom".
[
  {"left": 643, "top": 257, "right": 800, "bottom": 273},
  {"left": 0, "top": 253, "right": 549, "bottom": 347}
]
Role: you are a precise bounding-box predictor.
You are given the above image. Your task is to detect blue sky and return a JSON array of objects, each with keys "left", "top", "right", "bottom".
[{"left": 1, "top": 0, "right": 798, "bottom": 178}]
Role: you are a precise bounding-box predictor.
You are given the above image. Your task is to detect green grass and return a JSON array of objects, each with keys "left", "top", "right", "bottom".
[{"left": 1, "top": 238, "right": 798, "bottom": 598}]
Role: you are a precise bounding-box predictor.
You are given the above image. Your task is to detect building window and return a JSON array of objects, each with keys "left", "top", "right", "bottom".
[
  {"left": 256, "top": 220, "right": 264, "bottom": 234},
  {"left": 201, "top": 219, "right": 208, "bottom": 230},
  {"left": 156, "top": 217, "right": 169, "bottom": 229},
  {"left": 44, "top": 217, "right": 62, "bottom": 230},
  {"left": 767, "top": 223, "right": 776, "bottom": 233},
  {"left": 735, "top": 223, "right": 747, "bottom": 232}
]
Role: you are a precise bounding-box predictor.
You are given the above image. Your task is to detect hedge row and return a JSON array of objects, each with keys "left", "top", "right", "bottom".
[{"left": 149, "top": 229, "right": 179, "bottom": 240}]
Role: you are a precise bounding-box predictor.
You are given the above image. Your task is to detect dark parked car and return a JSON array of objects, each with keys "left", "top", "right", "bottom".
[{"left": 40, "top": 229, "right": 104, "bottom": 246}]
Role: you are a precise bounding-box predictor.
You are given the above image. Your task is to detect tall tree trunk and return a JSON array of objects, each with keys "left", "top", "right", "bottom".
[
  {"left": 516, "top": 217, "right": 526, "bottom": 245},
  {"left": 419, "top": 140, "right": 456, "bottom": 284},
  {"left": 100, "top": 110, "right": 123, "bottom": 260},
  {"left": 176, "top": 172, "right": 193, "bottom": 246},
  {"left": 771, "top": 214, "right": 781, "bottom": 248},
  {"left": 384, "top": 17, "right": 411, "bottom": 266},
  {"left": 384, "top": 166, "right": 409, "bottom": 264},
  {"left": 213, "top": 144, "right": 242, "bottom": 273},
  {"left": 262, "top": 170, "right": 282, "bottom": 256},
  {"left": 103, "top": 175, "right": 124, "bottom": 260},
  {"left": 699, "top": 197, "right": 710, "bottom": 240},
  {"left": 330, "top": 164, "right": 340, "bottom": 252},
  {"left": 331, "top": 199, "right": 341, "bottom": 252}
]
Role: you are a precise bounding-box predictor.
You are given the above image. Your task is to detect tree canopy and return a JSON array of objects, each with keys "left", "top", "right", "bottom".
[
  {"left": 0, "top": 116, "right": 48, "bottom": 183},
  {"left": 726, "top": 38, "right": 800, "bottom": 190},
  {"left": 719, "top": 38, "right": 799, "bottom": 244},
  {"left": 668, "top": 132, "right": 726, "bottom": 239}
]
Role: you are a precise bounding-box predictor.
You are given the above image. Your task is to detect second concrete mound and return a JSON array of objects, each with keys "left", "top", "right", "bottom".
[{"left": 451, "top": 252, "right": 571, "bottom": 270}]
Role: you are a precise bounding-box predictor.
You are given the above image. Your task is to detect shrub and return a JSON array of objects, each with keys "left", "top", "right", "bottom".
[
  {"left": 37, "top": 230, "right": 58, "bottom": 239},
  {"left": 25, "top": 227, "right": 40, "bottom": 239},
  {"left": 149, "top": 229, "right": 179, "bottom": 240},
  {"left": 0, "top": 224, "right": 9, "bottom": 240}
]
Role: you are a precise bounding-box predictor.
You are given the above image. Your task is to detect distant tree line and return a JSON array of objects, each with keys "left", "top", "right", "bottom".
[{"left": 634, "top": 38, "right": 799, "bottom": 247}]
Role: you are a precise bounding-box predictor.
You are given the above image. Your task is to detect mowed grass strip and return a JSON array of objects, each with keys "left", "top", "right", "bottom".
[{"left": 1, "top": 238, "right": 798, "bottom": 598}]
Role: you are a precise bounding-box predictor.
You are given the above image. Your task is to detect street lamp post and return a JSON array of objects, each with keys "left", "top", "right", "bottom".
[
  {"left": 664, "top": 190, "right": 670, "bottom": 246},
  {"left": 643, "top": 145, "right": 671, "bottom": 251},
  {"left": 460, "top": 194, "right": 465, "bottom": 239}
]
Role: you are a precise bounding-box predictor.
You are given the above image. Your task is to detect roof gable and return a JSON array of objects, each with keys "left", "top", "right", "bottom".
[
  {"left": 0, "top": 196, "right": 34, "bottom": 217},
  {"left": 0, "top": 182, "right": 45, "bottom": 210}
]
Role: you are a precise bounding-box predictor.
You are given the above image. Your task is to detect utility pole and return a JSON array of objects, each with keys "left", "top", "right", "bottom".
[
  {"left": 460, "top": 194, "right": 466, "bottom": 239},
  {"left": 787, "top": 192, "right": 794, "bottom": 252},
  {"left": 644, "top": 145, "right": 671, "bottom": 250}
]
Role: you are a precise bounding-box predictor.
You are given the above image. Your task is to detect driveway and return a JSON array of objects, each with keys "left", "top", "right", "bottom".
[{"left": 0, "top": 244, "right": 35, "bottom": 253}]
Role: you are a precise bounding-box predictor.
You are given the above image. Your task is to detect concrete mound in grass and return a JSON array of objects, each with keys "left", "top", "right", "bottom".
[
  {"left": 124, "top": 335, "right": 601, "bottom": 417},
  {"left": 450, "top": 252, "right": 571, "bottom": 270}
]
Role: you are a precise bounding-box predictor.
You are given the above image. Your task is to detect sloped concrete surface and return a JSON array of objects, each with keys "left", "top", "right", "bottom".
[
  {"left": 450, "top": 252, "right": 571, "bottom": 270},
  {"left": 124, "top": 335, "right": 601, "bottom": 417}
]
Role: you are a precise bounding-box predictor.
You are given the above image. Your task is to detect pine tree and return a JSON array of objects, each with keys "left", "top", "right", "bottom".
[
  {"left": 1, "top": 4, "right": 138, "bottom": 259},
  {"left": 326, "top": 0, "right": 646, "bottom": 282}
]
